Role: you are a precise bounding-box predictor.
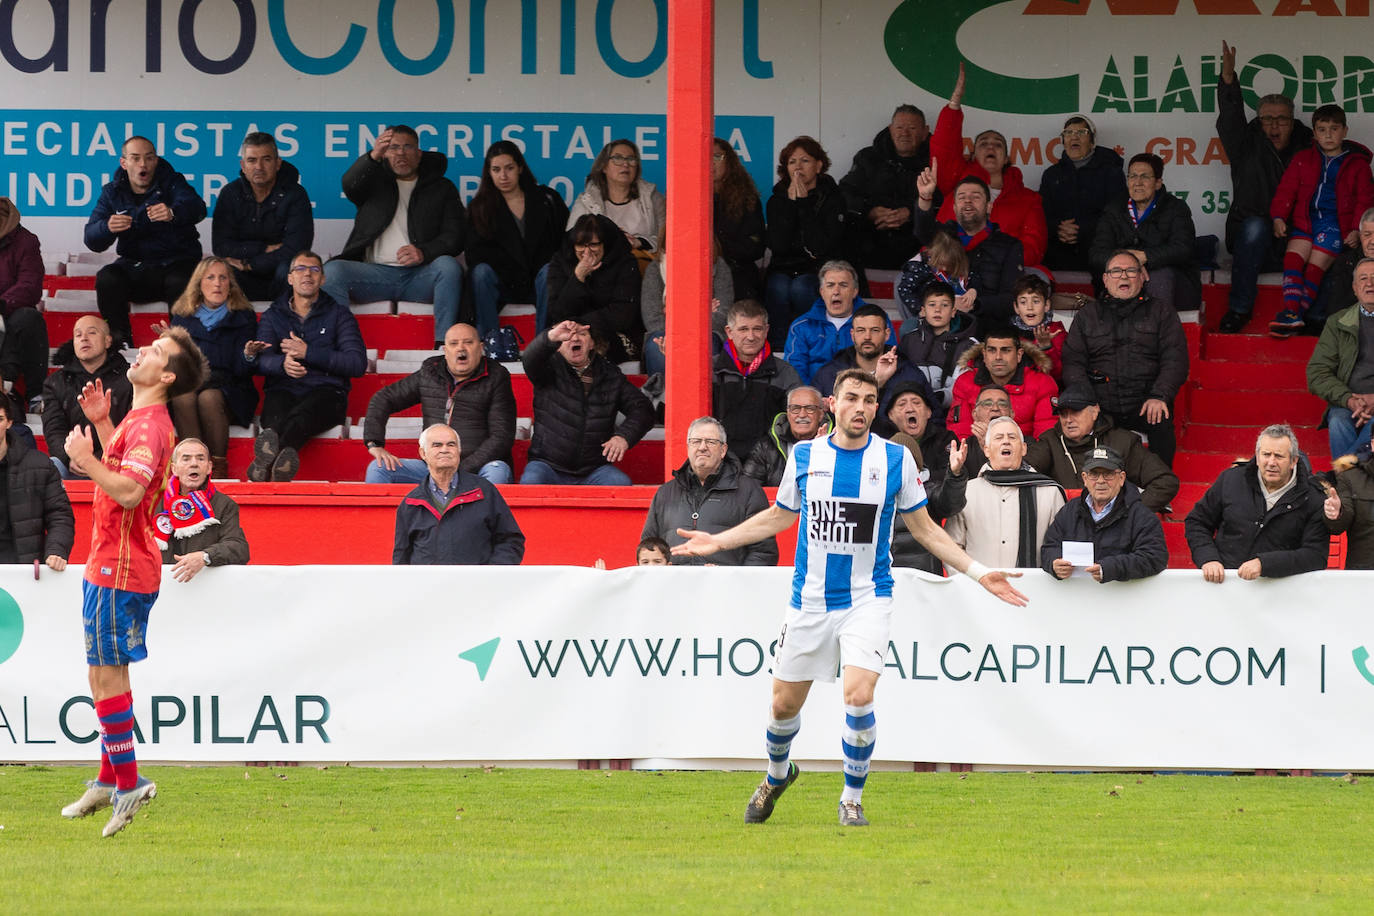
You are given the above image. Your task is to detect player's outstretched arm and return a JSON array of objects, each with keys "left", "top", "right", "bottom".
[
  {"left": 901, "top": 506, "right": 1028, "bottom": 607},
  {"left": 672, "top": 504, "right": 797, "bottom": 559}
]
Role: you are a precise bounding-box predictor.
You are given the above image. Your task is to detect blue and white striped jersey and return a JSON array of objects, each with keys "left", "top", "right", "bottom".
[{"left": 775, "top": 433, "right": 927, "bottom": 612}]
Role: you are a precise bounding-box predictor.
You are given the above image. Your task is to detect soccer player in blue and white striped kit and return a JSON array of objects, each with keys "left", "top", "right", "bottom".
[{"left": 675, "top": 368, "right": 1028, "bottom": 826}]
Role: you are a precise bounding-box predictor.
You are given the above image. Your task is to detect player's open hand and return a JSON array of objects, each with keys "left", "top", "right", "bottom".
[
  {"left": 672, "top": 528, "right": 720, "bottom": 558},
  {"left": 77, "top": 379, "right": 111, "bottom": 424},
  {"left": 979, "top": 569, "right": 1028, "bottom": 607}
]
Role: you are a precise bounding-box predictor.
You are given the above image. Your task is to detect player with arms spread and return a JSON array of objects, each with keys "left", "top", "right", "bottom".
[
  {"left": 60, "top": 326, "right": 208, "bottom": 837},
  {"left": 675, "top": 368, "right": 1027, "bottom": 827}
]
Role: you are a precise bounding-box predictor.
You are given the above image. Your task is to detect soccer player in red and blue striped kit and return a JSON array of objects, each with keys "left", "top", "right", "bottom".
[{"left": 59, "top": 326, "right": 207, "bottom": 837}]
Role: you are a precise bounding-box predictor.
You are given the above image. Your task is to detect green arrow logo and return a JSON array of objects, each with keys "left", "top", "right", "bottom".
[
  {"left": 0, "top": 588, "right": 21, "bottom": 665},
  {"left": 460, "top": 637, "right": 500, "bottom": 681},
  {"left": 885, "top": 0, "right": 1079, "bottom": 115}
]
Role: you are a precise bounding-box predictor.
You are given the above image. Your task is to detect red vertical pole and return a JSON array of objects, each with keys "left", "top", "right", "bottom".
[{"left": 663, "top": 1, "right": 714, "bottom": 479}]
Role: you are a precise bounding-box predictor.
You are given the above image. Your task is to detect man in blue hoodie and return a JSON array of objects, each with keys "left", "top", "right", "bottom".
[
  {"left": 212, "top": 132, "right": 314, "bottom": 302},
  {"left": 84, "top": 136, "right": 207, "bottom": 348},
  {"left": 783, "top": 260, "right": 894, "bottom": 385}
]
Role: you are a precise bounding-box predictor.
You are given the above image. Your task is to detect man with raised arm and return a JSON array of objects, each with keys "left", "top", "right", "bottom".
[
  {"left": 58, "top": 326, "right": 208, "bottom": 837},
  {"left": 673, "top": 368, "right": 1026, "bottom": 828}
]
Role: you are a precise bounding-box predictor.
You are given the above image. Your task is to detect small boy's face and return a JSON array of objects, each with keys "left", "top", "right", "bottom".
[
  {"left": 637, "top": 548, "right": 670, "bottom": 566},
  {"left": 1314, "top": 119, "right": 1348, "bottom": 153},
  {"left": 921, "top": 294, "right": 956, "bottom": 331},
  {"left": 1014, "top": 292, "right": 1049, "bottom": 326}
]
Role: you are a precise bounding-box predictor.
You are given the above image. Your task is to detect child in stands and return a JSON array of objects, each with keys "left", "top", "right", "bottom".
[
  {"left": 1010, "top": 274, "right": 1066, "bottom": 381},
  {"left": 896, "top": 228, "right": 977, "bottom": 321},
  {"left": 897, "top": 281, "right": 978, "bottom": 423},
  {"left": 1269, "top": 104, "right": 1374, "bottom": 338}
]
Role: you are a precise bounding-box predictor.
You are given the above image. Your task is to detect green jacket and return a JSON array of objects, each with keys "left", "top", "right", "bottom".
[{"left": 1307, "top": 303, "right": 1363, "bottom": 408}]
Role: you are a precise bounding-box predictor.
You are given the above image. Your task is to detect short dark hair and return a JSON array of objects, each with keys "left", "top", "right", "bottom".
[
  {"left": 636, "top": 537, "right": 670, "bottom": 560},
  {"left": 569, "top": 214, "right": 605, "bottom": 247},
  {"left": 852, "top": 303, "right": 889, "bottom": 324},
  {"left": 776, "top": 136, "right": 831, "bottom": 182},
  {"left": 1013, "top": 274, "right": 1052, "bottom": 300},
  {"left": 980, "top": 325, "right": 1020, "bottom": 347},
  {"left": 832, "top": 368, "right": 879, "bottom": 398},
  {"left": 388, "top": 124, "right": 419, "bottom": 141},
  {"left": 293, "top": 249, "right": 324, "bottom": 268},
  {"left": 242, "top": 131, "right": 277, "bottom": 151},
  {"left": 1128, "top": 152, "right": 1164, "bottom": 180},
  {"left": 977, "top": 383, "right": 1011, "bottom": 402},
  {"left": 893, "top": 104, "right": 925, "bottom": 122},
  {"left": 1313, "top": 103, "right": 1347, "bottom": 128},
  {"left": 0, "top": 389, "right": 15, "bottom": 423},
  {"left": 160, "top": 325, "right": 210, "bottom": 400},
  {"left": 953, "top": 175, "right": 991, "bottom": 201},
  {"left": 922, "top": 280, "right": 957, "bottom": 304}
]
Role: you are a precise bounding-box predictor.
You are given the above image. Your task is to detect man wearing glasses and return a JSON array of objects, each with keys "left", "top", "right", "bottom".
[
  {"left": 323, "top": 125, "right": 465, "bottom": 346},
  {"left": 1062, "top": 251, "right": 1190, "bottom": 466},
  {"left": 641, "top": 416, "right": 777, "bottom": 566},
  {"left": 243, "top": 251, "right": 366, "bottom": 481},
  {"left": 742, "top": 386, "right": 830, "bottom": 488},
  {"left": 1038, "top": 115, "right": 1126, "bottom": 272},
  {"left": 1216, "top": 40, "right": 1312, "bottom": 333}
]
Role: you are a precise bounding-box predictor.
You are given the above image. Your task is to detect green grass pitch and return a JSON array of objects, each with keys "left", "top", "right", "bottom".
[{"left": 3, "top": 764, "right": 1372, "bottom": 913}]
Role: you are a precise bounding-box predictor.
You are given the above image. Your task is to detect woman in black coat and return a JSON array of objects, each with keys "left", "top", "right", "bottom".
[
  {"left": 167, "top": 256, "right": 259, "bottom": 478},
  {"left": 545, "top": 214, "right": 644, "bottom": 364},
  {"left": 763, "top": 135, "right": 846, "bottom": 348},
  {"left": 466, "top": 140, "right": 570, "bottom": 337},
  {"left": 713, "top": 137, "right": 765, "bottom": 300}
]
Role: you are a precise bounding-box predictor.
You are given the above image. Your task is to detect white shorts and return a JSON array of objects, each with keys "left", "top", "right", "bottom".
[{"left": 772, "top": 598, "right": 893, "bottom": 683}]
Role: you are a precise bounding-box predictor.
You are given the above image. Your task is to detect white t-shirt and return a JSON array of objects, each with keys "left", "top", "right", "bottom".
[
  {"left": 369, "top": 178, "right": 417, "bottom": 266},
  {"left": 775, "top": 433, "right": 927, "bottom": 612}
]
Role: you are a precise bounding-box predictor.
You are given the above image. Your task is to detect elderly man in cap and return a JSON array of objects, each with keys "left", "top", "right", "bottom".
[
  {"left": 1041, "top": 445, "right": 1168, "bottom": 582},
  {"left": 1025, "top": 385, "right": 1179, "bottom": 512},
  {"left": 944, "top": 415, "right": 1065, "bottom": 568},
  {"left": 1184, "top": 423, "right": 1332, "bottom": 581}
]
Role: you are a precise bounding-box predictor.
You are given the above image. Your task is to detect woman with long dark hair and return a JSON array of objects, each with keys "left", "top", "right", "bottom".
[
  {"left": 466, "top": 140, "right": 569, "bottom": 336},
  {"left": 712, "top": 138, "right": 765, "bottom": 300}
]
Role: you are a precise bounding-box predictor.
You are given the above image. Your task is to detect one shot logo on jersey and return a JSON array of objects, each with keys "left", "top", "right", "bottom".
[{"left": 807, "top": 499, "right": 878, "bottom": 553}]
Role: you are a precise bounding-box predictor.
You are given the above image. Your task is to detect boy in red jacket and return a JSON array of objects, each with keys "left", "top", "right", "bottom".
[{"left": 1270, "top": 104, "right": 1374, "bottom": 337}]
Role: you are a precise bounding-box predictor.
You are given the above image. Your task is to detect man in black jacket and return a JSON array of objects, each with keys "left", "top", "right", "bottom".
[
  {"left": 212, "top": 132, "right": 314, "bottom": 301},
  {"left": 713, "top": 299, "right": 801, "bottom": 461},
  {"left": 0, "top": 390, "right": 73, "bottom": 571},
  {"left": 1039, "top": 116, "right": 1125, "bottom": 272},
  {"left": 393, "top": 424, "right": 524, "bottom": 565},
  {"left": 1216, "top": 40, "right": 1312, "bottom": 333},
  {"left": 1042, "top": 446, "right": 1167, "bottom": 583},
  {"left": 742, "top": 385, "right": 829, "bottom": 488},
  {"left": 322, "top": 125, "right": 464, "bottom": 345},
  {"left": 84, "top": 136, "right": 207, "bottom": 347},
  {"left": 364, "top": 322, "right": 516, "bottom": 485},
  {"left": 1185, "top": 423, "right": 1335, "bottom": 582},
  {"left": 913, "top": 171, "right": 1023, "bottom": 322},
  {"left": 519, "top": 321, "right": 654, "bottom": 485},
  {"left": 1062, "top": 251, "right": 1190, "bottom": 466},
  {"left": 839, "top": 105, "right": 931, "bottom": 271},
  {"left": 641, "top": 417, "right": 776, "bottom": 566},
  {"left": 42, "top": 316, "right": 133, "bottom": 478}
]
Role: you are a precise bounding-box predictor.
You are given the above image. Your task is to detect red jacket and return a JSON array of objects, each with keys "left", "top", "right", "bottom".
[
  {"left": 1015, "top": 319, "right": 1067, "bottom": 382},
  {"left": 945, "top": 340, "right": 1059, "bottom": 440},
  {"left": 932, "top": 105, "right": 1048, "bottom": 267},
  {"left": 1270, "top": 141, "right": 1374, "bottom": 237}
]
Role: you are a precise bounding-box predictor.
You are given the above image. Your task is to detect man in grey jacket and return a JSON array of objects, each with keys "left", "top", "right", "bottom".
[{"left": 641, "top": 416, "right": 777, "bottom": 566}]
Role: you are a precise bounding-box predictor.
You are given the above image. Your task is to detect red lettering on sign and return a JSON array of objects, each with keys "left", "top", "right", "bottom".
[
  {"left": 1023, "top": 0, "right": 1259, "bottom": 12},
  {"left": 1273, "top": 0, "right": 1342, "bottom": 13},
  {"left": 1202, "top": 137, "right": 1228, "bottom": 165}
]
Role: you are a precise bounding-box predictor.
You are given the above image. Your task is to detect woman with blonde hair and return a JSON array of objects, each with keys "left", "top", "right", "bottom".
[{"left": 165, "top": 257, "right": 259, "bottom": 478}]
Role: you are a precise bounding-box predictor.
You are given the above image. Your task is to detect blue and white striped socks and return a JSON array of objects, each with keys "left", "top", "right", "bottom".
[
  {"left": 840, "top": 703, "right": 876, "bottom": 804},
  {"left": 765, "top": 714, "right": 800, "bottom": 784}
]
